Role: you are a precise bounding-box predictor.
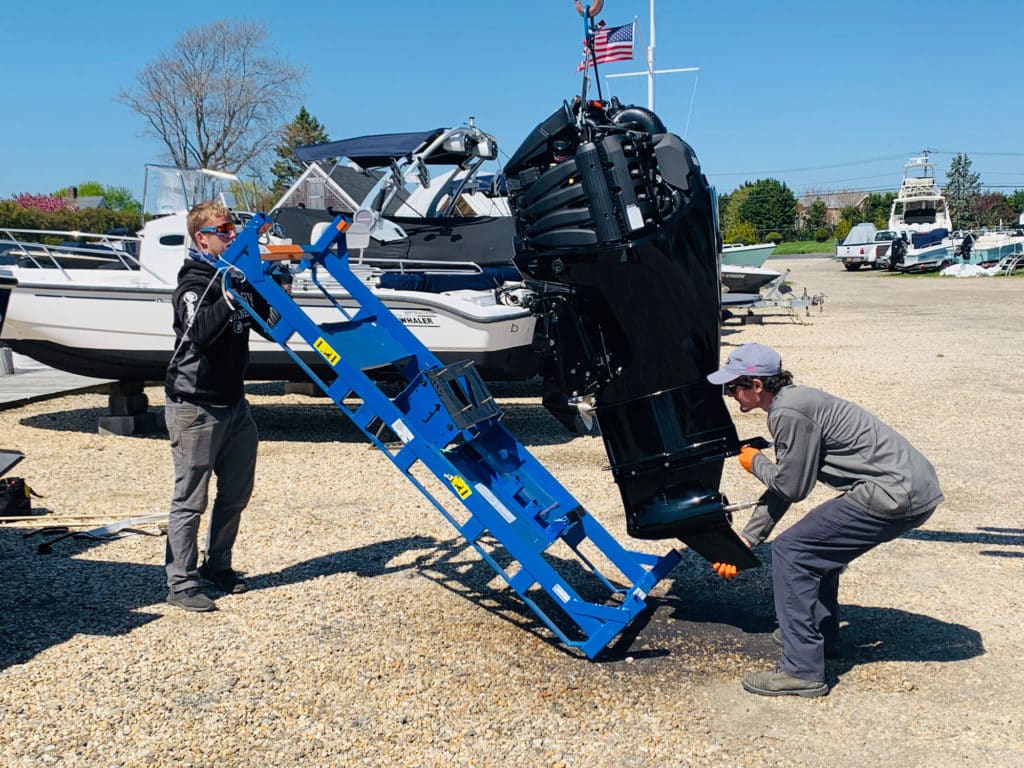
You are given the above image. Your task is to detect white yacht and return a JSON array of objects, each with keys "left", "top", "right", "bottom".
[{"left": 887, "top": 152, "right": 954, "bottom": 272}]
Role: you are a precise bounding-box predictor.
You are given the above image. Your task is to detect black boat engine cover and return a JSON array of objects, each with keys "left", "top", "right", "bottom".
[{"left": 504, "top": 99, "right": 757, "bottom": 568}]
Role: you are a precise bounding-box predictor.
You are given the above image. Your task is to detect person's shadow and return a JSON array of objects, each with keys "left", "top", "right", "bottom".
[
  {"left": 0, "top": 524, "right": 439, "bottom": 672},
  {"left": 612, "top": 544, "right": 984, "bottom": 681}
]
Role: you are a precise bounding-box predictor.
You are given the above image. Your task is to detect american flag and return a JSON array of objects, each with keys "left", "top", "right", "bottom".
[{"left": 577, "top": 22, "right": 635, "bottom": 72}]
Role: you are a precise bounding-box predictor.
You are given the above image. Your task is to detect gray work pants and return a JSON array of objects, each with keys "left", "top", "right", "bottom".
[
  {"left": 165, "top": 398, "right": 258, "bottom": 593},
  {"left": 771, "top": 495, "right": 935, "bottom": 682}
]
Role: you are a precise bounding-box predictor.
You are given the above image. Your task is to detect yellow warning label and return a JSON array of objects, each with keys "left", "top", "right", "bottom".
[
  {"left": 446, "top": 474, "right": 472, "bottom": 499},
  {"left": 314, "top": 337, "right": 340, "bottom": 366}
]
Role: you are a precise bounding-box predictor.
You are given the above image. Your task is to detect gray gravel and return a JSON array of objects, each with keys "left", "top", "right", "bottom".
[{"left": 1, "top": 256, "right": 1022, "bottom": 767}]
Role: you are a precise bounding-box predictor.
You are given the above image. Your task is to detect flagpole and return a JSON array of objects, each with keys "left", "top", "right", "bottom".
[
  {"left": 605, "top": 0, "right": 698, "bottom": 112},
  {"left": 647, "top": 0, "right": 655, "bottom": 109}
]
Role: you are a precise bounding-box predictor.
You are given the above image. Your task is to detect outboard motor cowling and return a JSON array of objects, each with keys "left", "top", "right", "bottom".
[{"left": 505, "top": 99, "right": 757, "bottom": 568}]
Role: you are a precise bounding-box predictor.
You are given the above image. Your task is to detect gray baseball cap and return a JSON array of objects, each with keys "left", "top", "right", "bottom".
[{"left": 707, "top": 343, "right": 782, "bottom": 385}]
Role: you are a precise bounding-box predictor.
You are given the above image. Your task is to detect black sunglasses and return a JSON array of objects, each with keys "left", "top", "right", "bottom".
[{"left": 724, "top": 378, "right": 754, "bottom": 394}]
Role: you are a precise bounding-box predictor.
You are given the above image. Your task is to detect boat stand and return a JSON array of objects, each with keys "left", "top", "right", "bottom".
[{"left": 217, "top": 215, "right": 682, "bottom": 659}]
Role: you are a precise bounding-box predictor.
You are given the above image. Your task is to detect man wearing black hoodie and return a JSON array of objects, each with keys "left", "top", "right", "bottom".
[{"left": 163, "top": 201, "right": 274, "bottom": 612}]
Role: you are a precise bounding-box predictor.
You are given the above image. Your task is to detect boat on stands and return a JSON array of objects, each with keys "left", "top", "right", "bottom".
[
  {"left": 0, "top": 164, "right": 539, "bottom": 385},
  {"left": 886, "top": 152, "right": 954, "bottom": 273}
]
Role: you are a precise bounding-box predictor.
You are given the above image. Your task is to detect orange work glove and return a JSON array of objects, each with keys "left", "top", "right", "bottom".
[
  {"left": 738, "top": 445, "right": 761, "bottom": 473},
  {"left": 712, "top": 562, "right": 738, "bottom": 579}
]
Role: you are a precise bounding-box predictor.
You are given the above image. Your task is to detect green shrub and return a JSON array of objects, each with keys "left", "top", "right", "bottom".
[
  {"left": 765, "top": 231, "right": 783, "bottom": 244},
  {"left": 0, "top": 204, "right": 141, "bottom": 234},
  {"left": 724, "top": 221, "right": 757, "bottom": 245},
  {"left": 813, "top": 228, "right": 830, "bottom": 242}
]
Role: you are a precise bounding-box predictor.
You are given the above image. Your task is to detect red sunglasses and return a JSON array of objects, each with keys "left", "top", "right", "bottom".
[{"left": 198, "top": 222, "right": 236, "bottom": 236}]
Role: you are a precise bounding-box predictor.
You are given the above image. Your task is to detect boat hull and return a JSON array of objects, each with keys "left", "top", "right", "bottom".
[
  {"left": 0, "top": 280, "right": 539, "bottom": 383},
  {"left": 720, "top": 264, "right": 782, "bottom": 293},
  {"left": 894, "top": 243, "right": 952, "bottom": 273},
  {"left": 4, "top": 338, "right": 538, "bottom": 383}
]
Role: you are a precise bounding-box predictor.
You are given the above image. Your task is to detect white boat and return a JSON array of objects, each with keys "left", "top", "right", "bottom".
[
  {"left": 719, "top": 241, "right": 776, "bottom": 268},
  {"left": 953, "top": 226, "right": 1024, "bottom": 266},
  {"left": 887, "top": 152, "right": 954, "bottom": 273},
  {"left": 0, "top": 165, "right": 539, "bottom": 384},
  {"left": 272, "top": 122, "right": 515, "bottom": 264}
]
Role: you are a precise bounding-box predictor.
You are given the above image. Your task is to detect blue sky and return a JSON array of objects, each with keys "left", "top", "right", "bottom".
[{"left": 3, "top": 0, "right": 1022, "bottom": 204}]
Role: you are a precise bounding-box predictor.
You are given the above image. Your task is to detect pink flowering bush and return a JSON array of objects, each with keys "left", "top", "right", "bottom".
[{"left": 11, "top": 193, "right": 77, "bottom": 213}]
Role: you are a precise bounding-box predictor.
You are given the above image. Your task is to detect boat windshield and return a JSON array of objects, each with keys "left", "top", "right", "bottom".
[{"left": 142, "top": 165, "right": 245, "bottom": 217}]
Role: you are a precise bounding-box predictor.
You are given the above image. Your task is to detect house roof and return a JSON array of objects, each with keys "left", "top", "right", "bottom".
[
  {"left": 74, "top": 196, "right": 109, "bottom": 209},
  {"left": 800, "top": 191, "right": 869, "bottom": 209}
]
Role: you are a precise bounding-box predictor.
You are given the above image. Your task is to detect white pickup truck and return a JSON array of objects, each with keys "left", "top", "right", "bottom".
[{"left": 834, "top": 223, "right": 905, "bottom": 271}]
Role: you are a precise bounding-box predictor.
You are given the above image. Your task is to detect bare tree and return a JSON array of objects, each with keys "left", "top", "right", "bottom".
[{"left": 118, "top": 20, "right": 305, "bottom": 174}]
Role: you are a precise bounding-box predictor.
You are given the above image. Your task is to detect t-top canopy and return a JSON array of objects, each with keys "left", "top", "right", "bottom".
[{"left": 294, "top": 130, "right": 449, "bottom": 167}]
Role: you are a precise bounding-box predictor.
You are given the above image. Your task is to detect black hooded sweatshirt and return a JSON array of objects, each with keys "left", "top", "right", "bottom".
[{"left": 164, "top": 258, "right": 273, "bottom": 406}]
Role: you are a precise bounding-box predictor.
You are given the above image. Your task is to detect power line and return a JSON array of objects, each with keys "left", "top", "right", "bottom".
[
  {"left": 716, "top": 150, "right": 1024, "bottom": 179},
  {"left": 714, "top": 152, "right": 915, "bottom": 177}
]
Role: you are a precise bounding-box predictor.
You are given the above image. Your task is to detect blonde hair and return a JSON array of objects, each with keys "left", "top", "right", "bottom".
[{"left": 187, "top": 201, "right": 232, "bottom": 244}]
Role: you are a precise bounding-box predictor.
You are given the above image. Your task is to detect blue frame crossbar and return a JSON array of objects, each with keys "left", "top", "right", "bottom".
[{"left": 217, "top": 215, "right": 682, "bottom": 658}]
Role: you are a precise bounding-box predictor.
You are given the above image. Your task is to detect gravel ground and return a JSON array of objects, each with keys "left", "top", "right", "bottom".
[{"left": 1, "top": 256, "right": 1022, "bottom": 767}]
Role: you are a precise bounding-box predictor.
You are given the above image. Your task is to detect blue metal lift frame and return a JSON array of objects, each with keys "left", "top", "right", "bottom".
[{"left": 217, "top": 214, "right": 682, "bottom": 659}]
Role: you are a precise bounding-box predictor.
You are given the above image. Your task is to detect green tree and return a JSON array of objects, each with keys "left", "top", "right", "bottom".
[
  {"left": 75, "top": 181, "right": 106, "bottom": 197},
  {"left": 735, "top": 178, "right": 797, "bottom": 240},
  {"left": 943, "top": 153, "right": 980, "bottom": 229},
  {"left": 861, "top": 192, "right": 895, "bottom": 229},
  {"left": 271, "top": 106, "right": 329, "bottom": 195},
  {"left": 833, "top": 219, "right": 852, "bottom": 242},
  {"left": 971, "top": 193, "right": 1014, "bottom": 228},
  {"left": 102, "top": 185, "right": 143, "bottom": 214},
  {"left": 719, "top": 184, "right": 753, "bottom": 240},
  {"left": 1005, "top": 189, "right": 1024, "bottom": 218},
  {"left": 802, "top": 199, "right": 828, "bottom": 235}
]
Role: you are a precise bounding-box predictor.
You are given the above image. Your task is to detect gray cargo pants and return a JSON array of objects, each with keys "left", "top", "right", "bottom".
[
  {"left": 771, "top": 495, "right": 935, "bottom": 682},
  {"left": 165, "top": 398, "right": 258, "bottom": 594}
]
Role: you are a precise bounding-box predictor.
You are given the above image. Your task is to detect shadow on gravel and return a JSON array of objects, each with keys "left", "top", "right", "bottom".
[
  {"left": 825, "top": 603, "right": 984, "bottom": 688},
  {"left": 903, "top": 526, "right": 1024, "bottom": 558},
  {"left": 252, "top": 533, "right": 985, "bottom": 674},
  {"left": 246, "top": 535, "right": 439, "bottom": 588},
  {"left": 16, "top": 382, "right": 578, "bottom": 447},
  {"left": 606, "top": 544, "right": 985, "bottom": 679},
  {"left": 0, "top": 531, "right": 451, "bottom": 671},
  {"left": 0, "top": 525, "right": 165, "bottom": 671}
]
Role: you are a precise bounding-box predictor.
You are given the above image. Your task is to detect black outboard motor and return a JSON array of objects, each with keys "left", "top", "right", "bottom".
[{"left": 504, "top": 98, "right": 757, "bottom": 569}]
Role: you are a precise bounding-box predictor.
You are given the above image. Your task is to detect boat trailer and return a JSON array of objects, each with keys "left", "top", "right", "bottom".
[{"left": 722, "top": 270, "right": 826, "bottom": 325}]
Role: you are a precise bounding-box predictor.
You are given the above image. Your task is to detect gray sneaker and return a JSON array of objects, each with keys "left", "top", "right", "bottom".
[
  {"left": 772, "top": 628, "right": 842, "bottom": 659},
  {"left": 167, "top": 586, "right": 216, "bottom": 612},
  {"left": 743, "top": 667, "right": 828, "bottom": 698}
]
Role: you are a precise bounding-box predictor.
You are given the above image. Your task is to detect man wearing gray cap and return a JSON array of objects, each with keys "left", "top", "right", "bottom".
[{"left": 707, "top": 343, "right": 943, "bottom": 697}]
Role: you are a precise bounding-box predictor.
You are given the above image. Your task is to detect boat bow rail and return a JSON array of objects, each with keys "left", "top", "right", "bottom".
[{"left": 217, "top": 214, "right": 683, "bottom": 659}]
